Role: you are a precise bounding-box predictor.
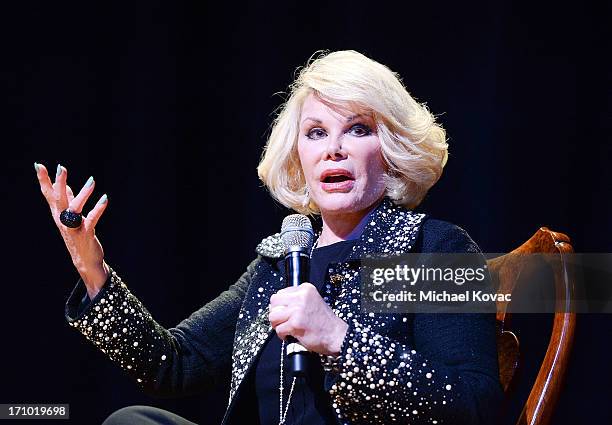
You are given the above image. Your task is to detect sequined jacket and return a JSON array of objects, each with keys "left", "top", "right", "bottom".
[{"left": 65, "top": 198, "right": 502, "bottom": 424}]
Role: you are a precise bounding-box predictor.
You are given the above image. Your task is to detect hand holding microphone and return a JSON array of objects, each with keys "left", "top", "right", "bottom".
[{"left": 268, "top": 214, "right": 349, "bottom": 377}]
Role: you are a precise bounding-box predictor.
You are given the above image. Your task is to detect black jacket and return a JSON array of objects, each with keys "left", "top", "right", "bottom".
[{"left": 66, "top": 198, "right": 502, "bottom": 424}]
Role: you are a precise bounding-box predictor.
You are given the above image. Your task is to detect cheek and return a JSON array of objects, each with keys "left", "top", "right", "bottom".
[
  {"left": 362, "top": 143, "right": 386, "bottom": 179},
  {"left": 297, "top": 141, "right": 316, "bottom": 179}
]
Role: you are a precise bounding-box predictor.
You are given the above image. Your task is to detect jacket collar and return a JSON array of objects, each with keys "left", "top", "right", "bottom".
[{"left": 255, "top": 197, "right": 426, "bottom": 260}]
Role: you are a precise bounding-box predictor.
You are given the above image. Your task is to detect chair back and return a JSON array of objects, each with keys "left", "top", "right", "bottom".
[{"left": 487, "top": 227, "right": 575, "bottom": 425}]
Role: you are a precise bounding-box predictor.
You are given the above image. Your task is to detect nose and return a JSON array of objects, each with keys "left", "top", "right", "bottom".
[{"left": 324, "top": 133, "right": 347, "bottom": 161}]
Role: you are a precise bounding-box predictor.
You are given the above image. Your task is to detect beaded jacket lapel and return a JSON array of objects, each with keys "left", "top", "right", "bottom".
[{"left": 224, "top": 197, "right": 426, "bottom": 420}]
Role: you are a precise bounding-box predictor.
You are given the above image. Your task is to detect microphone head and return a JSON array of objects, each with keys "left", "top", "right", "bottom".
[{"left": 280, "top": 214, "right": 314, "bottom": 253}]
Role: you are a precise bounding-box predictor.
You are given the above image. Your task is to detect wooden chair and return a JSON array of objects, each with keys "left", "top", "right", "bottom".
[{"left": 487, "top": 227, "right": 575, "bottom": 425}]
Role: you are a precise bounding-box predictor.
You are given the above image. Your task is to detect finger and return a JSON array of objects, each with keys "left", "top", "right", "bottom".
[
  {"left": 83, "top": 194, "right": 108, "bottom": 231},
  {"left": 299, "top": 282, "right": 316, "bottom": 291},
  {"left": 270, "top": 305, "right": 287, "bottom": 314},
  {"left": 34, "top": 162, "right": 54, "bottom": 203},
  {"left": 69, "top": 176, "right": 95, "bottom": 214},
  {"left": 270, "top": 285, "right": 310, "bottom": 307},
  {"left": 275, "top": 320, "right": 305, "bottom": 340},
  {"left": 270, "top": 286, "right": 300, "bottom": 307},
  {"left": 269, "top": 291, "right": 291, "bottom": 308},
  {"left": 269, "top": 305, "right": 292, "bottom": 327},
  {"left": 275, "top": 322, "right": 293, "bottom": 341},
  {"left": 52, "top": 164, "right": 69, "bottom": 210},
  {"left": 66, "top": 185, "right": 75, "bottom": 203}
]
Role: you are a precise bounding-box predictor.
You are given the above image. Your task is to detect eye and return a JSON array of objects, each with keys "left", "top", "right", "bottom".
[
  {"left": 306, "top": 128, "right": 327, "bottom": 140},
  {"left": 348, "top": 123, "right": 373, "bottom": 137}
]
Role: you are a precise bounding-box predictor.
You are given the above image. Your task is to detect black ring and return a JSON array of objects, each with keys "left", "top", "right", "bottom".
[{"left": 60, "top": 209, "right": 83, "bottom": 228}]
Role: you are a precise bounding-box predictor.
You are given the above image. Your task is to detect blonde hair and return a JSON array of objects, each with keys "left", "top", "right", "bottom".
[{"left": 257, "top": 50, "right": 448, "bottom": 215}]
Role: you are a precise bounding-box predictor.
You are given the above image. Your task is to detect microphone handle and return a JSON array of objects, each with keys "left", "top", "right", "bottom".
[{"left": 284, "top": 250, "right": 310, "bottom": 377}]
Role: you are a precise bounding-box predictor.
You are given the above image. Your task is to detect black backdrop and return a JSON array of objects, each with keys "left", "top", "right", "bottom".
[{"left": 3, "top": 0, "right": 610, "bottom": 424}]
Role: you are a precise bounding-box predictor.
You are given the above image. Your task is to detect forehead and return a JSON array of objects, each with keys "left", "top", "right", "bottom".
[{"left": 300, "top": 93, "right": 372, "bottom": 123}]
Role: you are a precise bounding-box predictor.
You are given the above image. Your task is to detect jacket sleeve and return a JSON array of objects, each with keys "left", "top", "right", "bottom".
[
  {"left": 65, "top": 256, "right": 261, "bottom": 398},
  {"left": 326, "top": 223, "right": 503, "bottom": 425}
]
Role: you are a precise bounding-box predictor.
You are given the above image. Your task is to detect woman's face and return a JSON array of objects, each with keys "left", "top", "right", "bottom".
[{"left": 297, "top": 93, "right": 387, "bottom": 216}]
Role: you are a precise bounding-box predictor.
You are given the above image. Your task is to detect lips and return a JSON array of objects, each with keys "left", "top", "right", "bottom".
[
  {"left": 320, "top": 168, "right": 354, "bottom": 182},
  {"left": 319, "top": 168, "right": 355, "bottom": 192}
]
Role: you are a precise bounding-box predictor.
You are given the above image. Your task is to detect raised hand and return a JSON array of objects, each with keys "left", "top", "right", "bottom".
[{"left": 34, "top": 162, "right": 110, "bottom": 299}]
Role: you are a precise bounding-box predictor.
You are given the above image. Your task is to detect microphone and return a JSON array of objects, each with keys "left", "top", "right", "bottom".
[{"left": 280, "top": 214, "right": 315, "bottom": 377}]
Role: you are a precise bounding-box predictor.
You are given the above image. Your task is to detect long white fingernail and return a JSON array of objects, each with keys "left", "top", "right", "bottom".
[
  {"left": 98, "top": 194, "right": 108, "bottom": 204},
  {"left": 85, "top": 176, "right": 94, "bottom": 188}
]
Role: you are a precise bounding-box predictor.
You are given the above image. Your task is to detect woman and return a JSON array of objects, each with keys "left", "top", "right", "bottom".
[{"left": 34, "top": 50, "right": 502, "bottom": 424}]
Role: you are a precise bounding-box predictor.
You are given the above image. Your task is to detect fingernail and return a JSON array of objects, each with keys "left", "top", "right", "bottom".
[
  {"left": 85, "top": 176, "right": 94, "bottom": 188},
  {"left": 56, "top": 164, "right": 62, "bottom": 178},
  {"left": 34, "top": 162, "right": 40, "bottom": 172},
  {"left": 99, "top": 194, "right": 108, "bottom": 204}
]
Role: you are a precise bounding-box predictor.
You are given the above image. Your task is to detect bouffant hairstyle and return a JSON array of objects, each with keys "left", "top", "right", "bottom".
[{"left": 257, "top": 50, "right": 448, "bottom": 215}]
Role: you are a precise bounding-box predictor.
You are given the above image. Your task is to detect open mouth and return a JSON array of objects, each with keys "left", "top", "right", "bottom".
[
  {"left": 319, "top": 169, "right": 356, "bottom": 192},
  {"left": 320, "top": 169, "right": 355, "bottom": 183},
  {"left": 322, "top": 175, "right": 353, "bottom": 183}
]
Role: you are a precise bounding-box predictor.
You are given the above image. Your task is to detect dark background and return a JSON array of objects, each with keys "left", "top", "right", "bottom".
[{"left": 2, "top": 0, "right": 610, "bottom": 424}]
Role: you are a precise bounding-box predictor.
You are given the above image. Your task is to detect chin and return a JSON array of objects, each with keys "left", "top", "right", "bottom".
[{"left": 314, "top": 192, "right": 367, "bottom": 215}]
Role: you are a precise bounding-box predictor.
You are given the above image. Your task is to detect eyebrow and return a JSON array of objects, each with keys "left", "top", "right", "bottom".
[{"left": 301, "top": 114, "right": 365, "bottom": 126}]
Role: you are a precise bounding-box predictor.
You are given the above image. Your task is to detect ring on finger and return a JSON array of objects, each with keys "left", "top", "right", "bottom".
[{"left": 60, "top": 209, "right": 83, "bottom": 228}]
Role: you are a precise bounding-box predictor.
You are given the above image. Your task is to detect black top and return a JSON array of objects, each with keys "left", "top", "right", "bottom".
[{"left": 253, "top": 239, "right": 356, "bottom": 425}]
